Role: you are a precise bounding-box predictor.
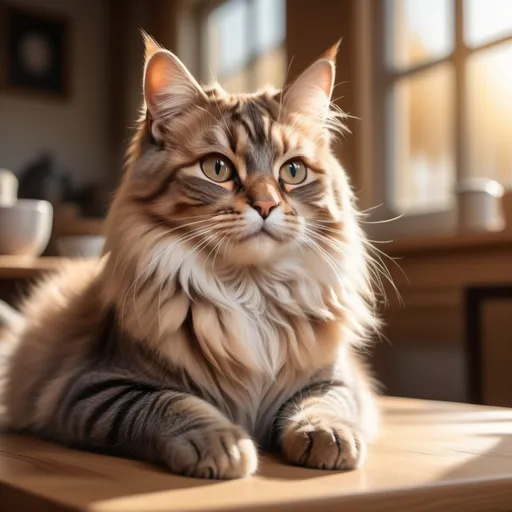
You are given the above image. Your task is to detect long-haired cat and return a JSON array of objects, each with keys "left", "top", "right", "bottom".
[{"left": 0, "top": 35, "right": 380, "bottom": 479}]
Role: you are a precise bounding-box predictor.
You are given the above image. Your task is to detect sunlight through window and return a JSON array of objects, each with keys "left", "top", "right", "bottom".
[{"left": 205, "top": 0, "right": 286, "bottom": 92}]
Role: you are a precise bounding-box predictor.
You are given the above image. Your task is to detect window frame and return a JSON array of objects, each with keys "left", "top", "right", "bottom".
[
  {"left": 180, "top": 0, "right": 285, "bottom": 91},
  {"left": 367, "top": 0, "right": 512, "bottom": 236}
]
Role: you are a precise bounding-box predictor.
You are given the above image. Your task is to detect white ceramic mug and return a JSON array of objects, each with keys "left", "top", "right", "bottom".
[
  {"left": 456, "top": 178, "right": 505, "bottom": 233},
  {"left": 0, "top": 169, "right": 19, "bottom": 206}
]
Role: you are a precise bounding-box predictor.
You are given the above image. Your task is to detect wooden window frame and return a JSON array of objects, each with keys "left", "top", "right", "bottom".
[
  {"left": 360, "top": 0, "right": 512, "bottom": 237},
  {"left": 177, "top": 0, "right": 284, "bottom": 91}
]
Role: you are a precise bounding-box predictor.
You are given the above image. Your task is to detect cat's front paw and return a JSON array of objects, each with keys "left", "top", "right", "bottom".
[
  {"left": 164, "top": 424, "right": 258, "bottom": 479},
  {"left": 280, "top": 418, "right": 366, "bottom": 470}
]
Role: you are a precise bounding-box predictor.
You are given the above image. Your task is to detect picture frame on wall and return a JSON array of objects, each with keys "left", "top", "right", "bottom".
[{"left": 0, "top": 3, "right": 70, "bottom": 98}]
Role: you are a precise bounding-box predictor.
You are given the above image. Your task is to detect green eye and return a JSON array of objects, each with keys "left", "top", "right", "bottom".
[
  {"left": 279, "top": 160, "right": 307, "bottom": 185},
  {"left": 200, "top": 155, "right": 234, "bottom": 183}
]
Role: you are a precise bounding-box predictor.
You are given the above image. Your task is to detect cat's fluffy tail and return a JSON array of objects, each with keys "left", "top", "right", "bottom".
[
  {"left": 0, "top": 300, "right": 23, "bottom": 429},
  {"left": 0, "top": 300, "right": 25, "bottom": 331}
]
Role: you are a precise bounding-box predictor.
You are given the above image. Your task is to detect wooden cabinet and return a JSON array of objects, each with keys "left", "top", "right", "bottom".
[{"left": 376, "top": 233, "right": 512, "bottom": 406}]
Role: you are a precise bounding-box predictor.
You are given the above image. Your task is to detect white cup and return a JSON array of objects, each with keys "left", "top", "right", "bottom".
[
  {"left": 0, "top": 169, "right": 19, "bottom": 206},
  {"left": 456, "top": 178, "right": 505, "bottom": 233}
]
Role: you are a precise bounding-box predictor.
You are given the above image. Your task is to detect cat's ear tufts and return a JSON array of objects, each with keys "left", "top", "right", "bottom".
[
  {"left": 283, "top": 40, "right": 340, "bottom": 120},
  {"left": 142, "top": 31, "right": 161, "bottom": 61},
  {"left": 142, "top": 34, "right": 206, "bottom": 130}
]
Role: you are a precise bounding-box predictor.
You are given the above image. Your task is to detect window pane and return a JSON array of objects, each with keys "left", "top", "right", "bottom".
[
  {"left": 385, "top": 0, "right": 454, "bottom": 70},
  {"left": 254, "top": 0, "right": 285, "bottom": 54},
  {"left": 207, "top": 0, "right": 250, "bottom": 78},
  {"left": 389, "top": 64, "right": 455, "bottom": 213},
  {"left": 467, "top": 42, "right": 512, "bottom": 185},
  {"left": 205, "top": 0, "right": 286, "bottom": 92},
  {"left": 253, "top": 46, "right": 286, "bottom": 90},
  {"left": 465, "top": 0, "right": 512, "bottom": 47}
]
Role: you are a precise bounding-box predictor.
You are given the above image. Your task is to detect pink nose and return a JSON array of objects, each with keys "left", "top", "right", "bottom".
[{"left": 252, "top": 199, "right": 279, "bottom": 219}]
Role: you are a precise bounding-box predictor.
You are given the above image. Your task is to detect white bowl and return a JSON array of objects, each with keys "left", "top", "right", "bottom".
[
  {"left": 56, "top": 235, "right": 105, "bottom": 258},
  {"left": 0, "top": 200, "right": 53, "bottom": 256}
]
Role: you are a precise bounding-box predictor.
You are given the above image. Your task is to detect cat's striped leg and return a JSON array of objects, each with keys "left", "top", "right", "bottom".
[
  {"left": 276, "top": 380, "right": 372, "bottom": 470},
  {"left": 56, "top": 372, "right": 258, "bottom": 479}
]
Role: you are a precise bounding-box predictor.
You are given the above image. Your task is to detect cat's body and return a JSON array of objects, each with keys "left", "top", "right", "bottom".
[{"left": 0, "top": 37, "right": 380, "bottom": 478}]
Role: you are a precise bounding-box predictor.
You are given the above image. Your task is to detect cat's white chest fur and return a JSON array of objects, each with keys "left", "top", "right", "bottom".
[{"left": 147, "top": 239, "right": 339, "bottom": 378}]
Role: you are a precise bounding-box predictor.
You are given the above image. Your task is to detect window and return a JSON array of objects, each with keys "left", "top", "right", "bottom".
[
  {"left": 201, "top": 0, "right": 286, "bottom": 92},
  {"left": 379, "top": 0, "right": 512, "bottom": 217}
]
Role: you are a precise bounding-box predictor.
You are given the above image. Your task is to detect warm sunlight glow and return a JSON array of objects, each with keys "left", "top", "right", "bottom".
[
  {"left": 465, "top": 0, "right": 512, "bottom": 46},
  {"left": 467, "top": 42, "right": 512, "bottom": 184},
  {"left": 391, "top": 65, "right": 455, "bottom": 212},
  {"left": 387, "top": 0, "right": 512, "bottom": 213},
  {"left": 386, "top": 0, "right": 453, "bottom": 69},
  {"left": 205, "top": 0, "right": 286, "bottom": 92}
]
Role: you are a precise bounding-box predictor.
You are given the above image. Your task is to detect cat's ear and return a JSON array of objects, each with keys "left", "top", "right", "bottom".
[
  {"left": 283, "top": 40, "right": 340, "bottom": 120},
  {"left": 142, "top": 33, "right": 206, "bottom": 132}
]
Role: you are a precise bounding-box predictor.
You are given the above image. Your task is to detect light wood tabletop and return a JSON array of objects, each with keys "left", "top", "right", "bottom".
[{"left": 0, "top": 397, "right": 511, "bottom": 512}]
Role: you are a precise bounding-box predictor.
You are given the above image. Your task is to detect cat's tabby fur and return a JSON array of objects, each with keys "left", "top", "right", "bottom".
[{"left": 0, "top": 36, "right": 380, "bottom": 479}]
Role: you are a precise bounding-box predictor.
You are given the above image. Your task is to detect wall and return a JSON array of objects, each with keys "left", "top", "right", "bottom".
[
  {"left": 106, "top": 0, "right": 179, "bottom": 182},
  {"left": 286, "top": 0, "right": 358, "bottom": 186},
  {"left": 0, "top": 0, "right": 109, "bottom": 187}
]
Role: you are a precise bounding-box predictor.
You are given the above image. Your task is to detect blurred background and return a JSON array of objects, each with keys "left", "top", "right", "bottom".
[{"left": 1, "top": 0, "right": 512, "bottom": 408}]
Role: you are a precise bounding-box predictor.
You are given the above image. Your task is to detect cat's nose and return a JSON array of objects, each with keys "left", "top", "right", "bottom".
[
  {"left": 252, "top": 199, "right": 279, "bottom": 219},
  {"left": 247, "top": 179, "right": 281, "bottom": 219}
]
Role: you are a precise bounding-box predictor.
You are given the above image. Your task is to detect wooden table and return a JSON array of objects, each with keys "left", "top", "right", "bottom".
[{"left": 0, "top": 397, "right": 511, "bottom": 511}]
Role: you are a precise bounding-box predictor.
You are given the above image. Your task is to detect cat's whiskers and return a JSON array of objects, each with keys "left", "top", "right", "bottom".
[
  {"left": 188, "top": 232, "right": 221, "bottom": 268},
  {"left": 303, "top": 226, "right": 344, "bottom": 254},
  {"left": 195, "top": 105, "right": 220, "bottom": 124},
  {"left": 305, "top": 220, "right": 401, "bottom": 304},
  {"left": 110, "top": 216, "right": 214, "bottom": 279},
  {"left": 363, "top": 246, "right": 404, "bottom": 306},
  {"left": 220, "top": 234, "right": 235, "bottom": 262},
  {"left": 117, "top": 214, "right": 214, "bottom": 247},
  {"left": 304, "top": 225, "right": 390, "bottom": 302},
  {"left": 203, "top": 232, "right": 229, "bottom": 273},
  {"left": 300, "top": 233, "right": 344, "bottom": 284}
]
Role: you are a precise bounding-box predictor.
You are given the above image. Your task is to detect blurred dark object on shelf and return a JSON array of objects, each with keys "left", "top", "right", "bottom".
[
  {"left": 17, "top": 152, "right": 108, "bottom": 218},
  {"left": 18, "top": 152, "right": 73, "bottom": 204},
  {"left": 70, "top": 183, "right": 109, "bottom": 218}
]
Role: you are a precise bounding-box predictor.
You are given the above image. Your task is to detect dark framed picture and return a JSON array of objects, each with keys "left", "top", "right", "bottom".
[{"left": 0, "top": 3, "right": 70, "bottom": 98}]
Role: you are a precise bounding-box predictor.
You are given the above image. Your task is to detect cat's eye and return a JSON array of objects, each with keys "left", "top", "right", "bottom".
[
  {"left": 279, "top": 160, "right": 307, "bottom": 185},
  {"left": 200, "top": 155, "right": 234, "bottom": 183}
]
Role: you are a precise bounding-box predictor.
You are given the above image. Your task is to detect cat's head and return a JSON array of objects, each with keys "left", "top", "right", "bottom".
[{"left": 108, "top": 35, "right": 356, "bottom": 268}]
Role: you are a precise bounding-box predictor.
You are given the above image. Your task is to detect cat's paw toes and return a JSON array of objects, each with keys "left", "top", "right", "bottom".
[
  {"left": 280, "top": 419, "right": 366, "bottom": 470},
  {"left": 165, "top": 425, "right": 258, "bottom": 479}
]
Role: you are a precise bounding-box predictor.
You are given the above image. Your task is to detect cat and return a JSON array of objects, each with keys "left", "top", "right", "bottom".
[{"left": 0, "top": 35, "right": 380, "bottom": 479}]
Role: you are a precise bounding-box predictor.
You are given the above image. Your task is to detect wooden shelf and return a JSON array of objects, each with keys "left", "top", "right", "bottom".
[
  {"left": 0, "top": 256, "right": 66, "bottom": 279},
  {"left": 385, "top": 230, "right": 512, "bottom": 256}
]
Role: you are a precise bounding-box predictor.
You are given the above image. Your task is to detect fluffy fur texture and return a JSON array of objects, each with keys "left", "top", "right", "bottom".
[{"left": 0, "top": 36, "right": 380, "bottom": 479}]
